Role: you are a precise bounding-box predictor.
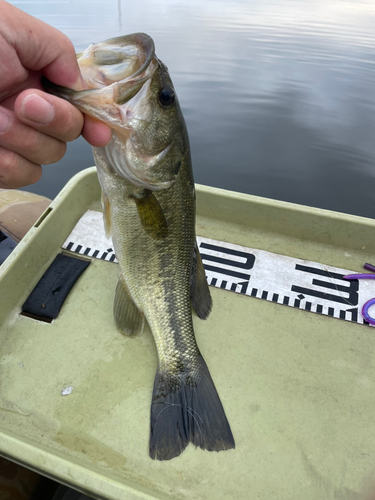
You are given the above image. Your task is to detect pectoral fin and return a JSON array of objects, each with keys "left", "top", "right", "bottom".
[
  {"left": 101, "top": 192, "right": 112, "bottom": 238},
  {"left": 133, "top": 191, "right": 168, "bottom": 240},
  {"left": 190, "top": 243, "right": 212, "bottom": 320},
  {"left": 114, "top": 277, "right": 145, "bottom": 337}
]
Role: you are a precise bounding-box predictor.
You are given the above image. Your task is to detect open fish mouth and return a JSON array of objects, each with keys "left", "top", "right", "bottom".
[
  {"left": 77, "top": 33, "right": 155, "bottom": 87},
  {"left": 42, "top": 33, "right": 158, "bottom": 127}
]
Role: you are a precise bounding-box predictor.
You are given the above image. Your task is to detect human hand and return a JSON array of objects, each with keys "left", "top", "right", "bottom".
[{"left": 0, "top": 0, "right": 111, "bottom": 189}]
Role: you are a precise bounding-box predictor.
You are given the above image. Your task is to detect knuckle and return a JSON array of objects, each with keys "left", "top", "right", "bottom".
[
  {"left": 0, "top": 147, "right": 18, "bottom": 176},
  {"left": 20, "top": 131, "right": 41, "bottom": 155},
  {"left": 64, "top": 37, "right": 76, "bottom": 56},
  {"left": 55, "top": 31, "right": 75, "bottom": 54},
  {"left": 55, "top": 103, "right": 83, "bottom": 141},
  {"left": 28, "top": 166, "right": 43, "bottom": 185},
  {"left": 0, "top": 146, "right": 42, "bottom": 187},
  {"left": 36, "top": 139, "right": 66, "bottom": 165},
  {"left": 20, "top": 131, "right": 66, "bottom": 165},
  {"left": 46, "top": 142, "right": 67, "bottom": 164}
]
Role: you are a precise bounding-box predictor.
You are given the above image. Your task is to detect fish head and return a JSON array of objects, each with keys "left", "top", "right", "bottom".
[
  {"left": 43, "top": 33, "right": 187, "bottom": 190},
  {"left": 117, "top": 57, "right": 186, "bottom": 189}
]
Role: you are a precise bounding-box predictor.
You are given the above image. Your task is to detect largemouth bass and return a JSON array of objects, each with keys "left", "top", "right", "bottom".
[{"left": 43, "top": 33, "right": 235, "bottom": 460}]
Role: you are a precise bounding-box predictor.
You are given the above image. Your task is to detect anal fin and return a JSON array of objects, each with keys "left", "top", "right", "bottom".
[
  {"left": 190, "top": 243, "right": 212, "bottom": 320},
  {"left": 113, "top": 277, "right": 145, "bottom": 337}
]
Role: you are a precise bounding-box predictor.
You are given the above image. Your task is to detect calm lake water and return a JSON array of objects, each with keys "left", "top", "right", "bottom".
[{"left": 12, "top": 0, "right": 375, "bottom": 218}]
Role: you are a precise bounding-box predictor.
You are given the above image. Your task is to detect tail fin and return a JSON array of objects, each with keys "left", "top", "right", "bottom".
[{"left": 149, "top": 356, "right": 235, "bottom": 460}]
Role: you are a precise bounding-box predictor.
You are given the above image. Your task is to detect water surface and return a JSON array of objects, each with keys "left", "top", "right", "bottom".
[{"left": 11, "top": 0, "right": 375, "bottom": 218}]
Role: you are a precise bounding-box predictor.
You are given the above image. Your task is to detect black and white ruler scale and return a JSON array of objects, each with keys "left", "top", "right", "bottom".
[{"left": 62, "top": 210, "right": 375, "bottom": 328}]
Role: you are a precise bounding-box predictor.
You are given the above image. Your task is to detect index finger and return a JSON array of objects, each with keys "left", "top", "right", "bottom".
[
  {"left": 0, "top": 1, "right": 82, "bottom": 89},
  {"left": 82, "top": 116, "right": 112, "bottom": 148}
]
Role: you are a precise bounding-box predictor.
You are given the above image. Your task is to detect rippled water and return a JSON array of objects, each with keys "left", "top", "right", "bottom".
[{"left": 12, "top": 0, "right": 375, "bottom": 218}]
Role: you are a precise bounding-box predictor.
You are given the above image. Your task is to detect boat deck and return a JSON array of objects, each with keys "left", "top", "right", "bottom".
[{"left": 0, "top": 168, "right": 374, "bottom": 499}]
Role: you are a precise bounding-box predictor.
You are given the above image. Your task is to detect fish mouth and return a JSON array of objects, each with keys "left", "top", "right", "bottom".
[
  {"left": 78, "top": 33, "right": 155, "bottom": 87},
  {"left": 43, "top": 33, "right": 176, "bottom": 191},
  {"left": 42, "top": 33, "right": 158, "bottom": 127}
]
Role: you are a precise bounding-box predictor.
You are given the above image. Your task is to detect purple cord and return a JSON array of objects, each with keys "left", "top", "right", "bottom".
[
  {"left": 364, "top": 263, "right": 375, "bottom": 272},
  {"left": 362, "top": 299, "right": 375, "bottom": 326},
  {"left": 344, "top": 273, "right": 375, "bottom": 280},
  {"left": 343, "top": 263, "right": 375, "bottom": 325},
  {"left": 343, "top": 262, "right": 375, "bottom": 280}
]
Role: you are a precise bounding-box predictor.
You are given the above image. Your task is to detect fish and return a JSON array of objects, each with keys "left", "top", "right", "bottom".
[{"left": 43, "top": 33, "right": 235, "bottom": 460}]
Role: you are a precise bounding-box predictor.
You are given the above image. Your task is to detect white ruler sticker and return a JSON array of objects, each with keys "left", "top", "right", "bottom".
[
  {"left": 62, "top": 210, "right": 375, "bottom": 327},
  {"left": 63, "top": 210, "right": 118, "bottom": 263}
]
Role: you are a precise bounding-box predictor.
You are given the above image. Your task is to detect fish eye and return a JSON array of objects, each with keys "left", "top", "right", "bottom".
[{"left": 158, "top": 86, "right": 175, "bottom": 107}]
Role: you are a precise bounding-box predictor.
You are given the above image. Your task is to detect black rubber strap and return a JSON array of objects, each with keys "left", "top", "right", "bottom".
[
  {"left": 22, "top": 253, "right": 90, "bottom": 320},
  {"left": 0, "top": 230, "right": 18, "bottom": 266}
]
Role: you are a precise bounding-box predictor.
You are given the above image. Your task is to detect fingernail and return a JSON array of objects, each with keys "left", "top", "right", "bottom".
[
  {"left": 21, "top": 94, "right": 55, "bottom": 124},
  {"left": 0, "top": 109, "right": 10, "bottom": 134}
]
